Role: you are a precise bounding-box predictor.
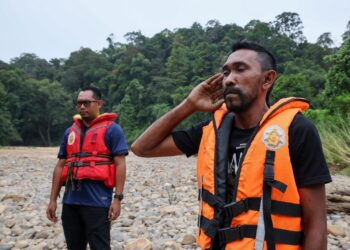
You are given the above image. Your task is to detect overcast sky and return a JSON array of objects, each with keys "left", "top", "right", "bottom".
[{"left": 0, "top": 0, "right": 349, "bottom": 63}]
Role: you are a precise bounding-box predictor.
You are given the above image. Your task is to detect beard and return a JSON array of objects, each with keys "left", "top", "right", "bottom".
[
  {"left": 223, "top": 86, "right": 256, "bottom": 113},
  {"left": 79, "top": 111, "right": 95, "bottom": 123}
]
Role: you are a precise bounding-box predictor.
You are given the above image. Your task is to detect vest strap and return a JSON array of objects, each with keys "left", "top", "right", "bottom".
[
  {"left": 223, "top": 198, "right": 252, "bottom": 219},
  {"left": 68, "top": 160, "right": 113, "bottom": 167},
  {"left": 224, "top": 198, "right": 301, "bottom": 220},
  {"left": 263, "top": 150, "right": 290, "bottom": 250},
  {"left": 199, "top": 188, "right": 225, "bottom": 209},
  {"left": 199, "top": 189, "right": 301, "bottom": 220},
  {"left": 199, "top": 216, "right": 219, "bottom": 238},
  {"left": 218, "top": 225, "right": 256, "bottom": 243},
  {"left": 69, "top": 152, "right": 112, "bottom": 159},
  {"left": 218, "top": 225, "right": 302, "bottom": 245}
]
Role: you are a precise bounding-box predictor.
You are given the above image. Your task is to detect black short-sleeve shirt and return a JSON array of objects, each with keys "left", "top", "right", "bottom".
[{"left": 172, "top": 113, "right": 332, "bottom": 188}]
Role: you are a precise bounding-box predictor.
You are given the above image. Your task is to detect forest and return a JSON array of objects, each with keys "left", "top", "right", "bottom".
[{"left": 0, "top": 12, "right": 349, "bottom": 170}]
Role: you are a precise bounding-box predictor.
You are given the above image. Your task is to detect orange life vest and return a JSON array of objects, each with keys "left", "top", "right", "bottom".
[
  {"left": 60, "top": 113, "right": 118, "bottom": 188},
  {"left": 196, "top": 97, "right": 309, "bottom": 250}
]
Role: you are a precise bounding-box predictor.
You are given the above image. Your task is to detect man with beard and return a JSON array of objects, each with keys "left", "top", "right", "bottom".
[
  {"left": 131, "top": 40, "right": 331, "bottom": 250},
  {"left": 47, "top": 86, "right": 128, "bottom": 250}
]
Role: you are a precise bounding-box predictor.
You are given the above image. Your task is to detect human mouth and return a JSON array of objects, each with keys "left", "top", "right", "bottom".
[{"left": 223, "top": 87, "right": 241, "bottom": 97}]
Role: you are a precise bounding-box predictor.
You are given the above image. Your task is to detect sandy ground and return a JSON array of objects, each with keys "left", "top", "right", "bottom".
[{"left": 0, "top": 147, "right": 349, "bottom": 250}]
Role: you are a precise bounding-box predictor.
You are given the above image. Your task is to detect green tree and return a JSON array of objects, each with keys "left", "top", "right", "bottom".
[
  {"left": 11, "top": 53, "right": 55, "bottom": 80},
  {"left": 60, "top": 48, "right": 112, "bottom": 92},
  {"left": 272, "top": 74, "right": 313, "bottom": 102},
  {"left": 114, "top": 79, "right": 146, "bottom": 143},
  {"left": 316, "top": 32, "right": 334, "bottom": 49},
  {"left": 191, "top": 42, "right": 216, "bottom": 80},
  {"left": 324, "top": 38, "right": 350, "bottom": 113},
  {"left": 0, "top": 82, "right": 21, "bottom": 145},
  {"left": 342, "top": 21, "right": 350, "bottom": 42},
  {"left": 17, "top": 79, "right": 72, "bottom": 145},
  {"left": 273, "top": 12, "right": 306, "bottom": 43},
  {"left": 165, "top": 34, "right": 191, "bottom": 85},
  {"left": 244, "top": 20, "right": 274, "bottom": 45}
]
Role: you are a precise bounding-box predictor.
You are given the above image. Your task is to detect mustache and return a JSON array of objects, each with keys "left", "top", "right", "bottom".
[{"left": 223, "top": 86, "right": 243, "bottom": 97}]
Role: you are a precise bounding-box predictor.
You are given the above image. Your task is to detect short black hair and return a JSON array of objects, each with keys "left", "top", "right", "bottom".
[
  {"left": 81, "top": 86, "right": 102, "bottom": 100},
  {"left": 231, "top": 40, "right": 276, "bottom": 71},
  {"left": 231, "top": 40, "right": 276, "bottom": 105}
]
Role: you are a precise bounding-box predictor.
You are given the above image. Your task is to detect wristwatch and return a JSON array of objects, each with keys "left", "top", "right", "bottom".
[{"left": 113, "top": 193, "right": 124, "bottom": 201}]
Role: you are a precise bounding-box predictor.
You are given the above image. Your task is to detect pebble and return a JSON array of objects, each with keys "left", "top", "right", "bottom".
[
  {"left": 328, "top": 223, "right": 346, "bottom": 237},
  {"left": 0, "top": 205, "right": 6, "bottom": 215},
  {"left": 0, "top": 243, "right": 14, "bottom": 250},
  {"left": 0, "top": 148, "right": 349, "bottom": 250},
  {"left": 181, "top": 234, "right": 196, "bottom": 245},
  {"left": 124, "top": 238, "right": 152, "bottom": 250},
  {"left": 5, "top": 219, "right": 16, "bottom": 228},
  {"left": 15, "top": 240, "right": 29, "bottom": 249}
]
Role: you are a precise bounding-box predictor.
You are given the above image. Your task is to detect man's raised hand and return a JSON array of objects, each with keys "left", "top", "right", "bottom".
[{"left": 186, "top": 73, "right": 224, "bottom": 112}]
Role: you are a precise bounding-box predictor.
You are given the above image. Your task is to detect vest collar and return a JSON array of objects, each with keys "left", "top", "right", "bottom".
[
  {"left": 214, "top": 97, "right": 309, "bottom": 128},
  {"left": 259, "top": 97, "right": 309, "bottom": 126},
  {"left": 73, "top": 113, "right": 118, "bottom": 128}
]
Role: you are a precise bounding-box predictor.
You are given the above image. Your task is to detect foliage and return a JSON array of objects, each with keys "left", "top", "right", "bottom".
[
  {"left": 0, "top": 12, "right": 349, "bottom": 158},
  {"left": 0, "top": 82, "right": 21, "bottom": 144},
  {"left": 316, "top": 114, "right": 350, "bottom": 169},
  {"left": 324, "top": 38, "right": 350, "bottom": 114}
]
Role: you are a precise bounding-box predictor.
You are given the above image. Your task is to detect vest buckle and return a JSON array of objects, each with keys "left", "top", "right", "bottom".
[{"left": 223, "top": 198, "right": 249, "bottom": 220}]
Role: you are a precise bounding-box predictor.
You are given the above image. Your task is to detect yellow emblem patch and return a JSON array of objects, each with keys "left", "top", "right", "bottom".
[
  {"left": 262, "top": 125, "right": 285, "bottom": 150},
  {"left": 67, "top": 131, "right": 76, "bottom": 145}
]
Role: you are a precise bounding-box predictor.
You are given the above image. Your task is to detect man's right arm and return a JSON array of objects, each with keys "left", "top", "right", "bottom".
[
  {"left": 131, "top": 73, "right": 224, "bottom": 157},
  {"left": 46, "top": 128, "right": 69, "bottom": 222},
  {"left": 46, "top": 159, "right": 66, "bottom": 222}
]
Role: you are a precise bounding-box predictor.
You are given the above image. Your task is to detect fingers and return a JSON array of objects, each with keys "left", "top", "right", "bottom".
[
  {"left": 206, "top": 73, "right": 223, "bottom": 85},
  {"left": 108, "top": 211, "right": 120, "bottom": 221},
  {"left": 108, "top": 207, "right": 113, "bottom": 221},
  {"left": 108, "top": 207, "right": 120, "bottom": 221},
  {"left": 211, "top": 99, "right": 225, "bottom": 111},
  {"left": 211, "top": 88, "right": 224, "bottom": 101},
  {"left": 202, "top": 73, "right": 224, "bottom": 92},
  {"left": 46, "top": 209, "right": 57, "bottom": 222},
  {"left": 206, "top": 73, "right": 224, "bottom": 88}
]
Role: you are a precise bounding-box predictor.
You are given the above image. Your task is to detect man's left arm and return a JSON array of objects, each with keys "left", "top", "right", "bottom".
[
  {"left": 299, "top": 184, "right": 327, "bottom": 250},
  {"left": 289, "top": 114, "right": 331, "bottom": 250},
  {"left": 108, "top": 155, "right": 126, "bottom": 221}
]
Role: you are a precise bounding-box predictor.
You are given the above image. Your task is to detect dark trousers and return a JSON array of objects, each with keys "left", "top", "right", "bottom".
[{"left": 62, "top": 204, "right": 111, "bottom": 250}]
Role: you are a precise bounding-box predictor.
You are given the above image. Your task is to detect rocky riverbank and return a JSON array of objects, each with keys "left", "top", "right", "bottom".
[{"left": 0, "top": 147, "right": 349, "bottom": 250}]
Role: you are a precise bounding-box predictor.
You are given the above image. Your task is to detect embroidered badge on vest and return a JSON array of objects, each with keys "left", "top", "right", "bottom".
[
  {"left": 67, "top": 131, "right": 76, "bottom": 145},
  {"left": 262, "top": 125, "right": 285, "bottom": 150}
]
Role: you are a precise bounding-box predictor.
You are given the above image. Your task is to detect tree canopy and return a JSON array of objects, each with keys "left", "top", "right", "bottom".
[{"left": 0, "top": 12, "right": 349, "bottom": 146}]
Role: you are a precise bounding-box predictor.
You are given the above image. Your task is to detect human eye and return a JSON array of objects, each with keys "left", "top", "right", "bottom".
[
  {"left": 223, "top": 69, "right": 230, "bottom": 77},
  {"left": 235, "top": 65, "right": 246, "bottom": 73}
]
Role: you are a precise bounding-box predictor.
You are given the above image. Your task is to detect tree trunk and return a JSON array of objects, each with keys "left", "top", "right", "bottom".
[
  {"left": 47, "top": 123, "right": 52, "bottom": 146},
  {"left": 38, "top": 127, "right": 48, "bottom": 146}
]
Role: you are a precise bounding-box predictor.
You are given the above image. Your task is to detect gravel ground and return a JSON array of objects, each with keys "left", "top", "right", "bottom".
[{"left": 0, "top": 147, "right": 349, "bottom": 250}]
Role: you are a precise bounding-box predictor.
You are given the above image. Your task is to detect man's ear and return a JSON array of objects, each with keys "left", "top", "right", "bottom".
[
  {"left": 262, "top": 70, "right": 277, "bottom": 91},
  {"left": 97, "top": 100, "right": 103, "bottom": 108}
]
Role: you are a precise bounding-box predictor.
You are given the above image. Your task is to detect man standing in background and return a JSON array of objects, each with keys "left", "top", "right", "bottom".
[{"left": 47, "top": 86, "right": 128, "bottom": 250}]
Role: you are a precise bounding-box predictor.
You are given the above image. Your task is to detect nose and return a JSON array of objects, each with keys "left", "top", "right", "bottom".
[{"left": 223, "top": 72, "right": 236, "bottom": 87}]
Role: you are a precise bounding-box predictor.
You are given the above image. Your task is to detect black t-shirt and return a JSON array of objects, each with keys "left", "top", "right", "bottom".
[{"left": 172, "top": 113, "right": 332, "bottom": 188}]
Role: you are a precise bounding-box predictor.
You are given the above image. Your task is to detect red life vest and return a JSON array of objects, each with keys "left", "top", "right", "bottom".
[
  {"left": 60, "top": 113, "right": 118, "bottom": 188},
  {"left": 196, "top": 98, "right": 309, "bottom": 250}
]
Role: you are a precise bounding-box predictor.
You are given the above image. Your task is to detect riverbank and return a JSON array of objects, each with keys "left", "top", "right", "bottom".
[{"left": 0, "top": 147, "right": 349, "bottom": 249}]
